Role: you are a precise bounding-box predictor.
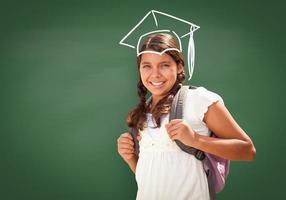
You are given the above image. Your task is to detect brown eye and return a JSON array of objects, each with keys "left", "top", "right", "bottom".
[
  {"left": 161, "top": 64, "right": 170, "bottom": 68},
  {"left": 142, "top": 65, "right": 151, "bottom": 68}
]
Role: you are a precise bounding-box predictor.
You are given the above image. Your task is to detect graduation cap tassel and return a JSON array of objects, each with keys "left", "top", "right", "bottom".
[{"left": 187, "top": 31, "right": 195, "bottom": 81}]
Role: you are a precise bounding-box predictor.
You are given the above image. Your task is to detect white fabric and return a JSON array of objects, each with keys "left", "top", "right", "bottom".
[{"left": 135, "top": 86, "right": 224, "bottom": 200}]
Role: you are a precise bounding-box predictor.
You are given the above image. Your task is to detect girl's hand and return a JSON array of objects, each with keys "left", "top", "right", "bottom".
[
  {"left": 165, "top": 119, "right": 197, "bottom": 146},
  {"left": 117, "top": 132, "right": 141, "bottom": 161}
]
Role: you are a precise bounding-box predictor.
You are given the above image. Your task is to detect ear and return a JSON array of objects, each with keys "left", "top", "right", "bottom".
[{"left": 177, "top": 63, "right": 184, "bottom": 74}]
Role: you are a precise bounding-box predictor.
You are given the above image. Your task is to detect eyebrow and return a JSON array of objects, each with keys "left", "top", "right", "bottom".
[{"left": 141, "top": 61, "right": 171, "bottom": 65}]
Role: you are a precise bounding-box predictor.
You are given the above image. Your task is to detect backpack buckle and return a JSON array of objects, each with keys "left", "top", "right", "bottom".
[{"left": 195, "top": 150, "right": 205, "bottom": 160}]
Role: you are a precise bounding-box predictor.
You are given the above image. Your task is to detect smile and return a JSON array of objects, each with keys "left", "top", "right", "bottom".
[{"left": 150, "top": 81, "right": 165, "bottom": 87}]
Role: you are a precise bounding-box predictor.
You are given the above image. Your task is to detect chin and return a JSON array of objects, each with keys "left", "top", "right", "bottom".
[{"left": 151, "top": 90, "right": 167, "bottom": 96}]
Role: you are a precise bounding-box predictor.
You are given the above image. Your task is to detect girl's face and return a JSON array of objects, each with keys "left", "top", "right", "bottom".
[{"left": 139, "top": 52, "right": 183, "bottom": 102}]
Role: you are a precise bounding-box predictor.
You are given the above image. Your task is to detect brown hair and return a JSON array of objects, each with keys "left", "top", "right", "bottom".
[{"left": 126, "top": 33, "right": 186, "bottom": 131}]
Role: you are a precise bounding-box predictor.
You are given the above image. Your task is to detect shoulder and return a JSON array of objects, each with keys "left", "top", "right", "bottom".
[
  {"left": 185, "top": 85, "right": 224, "bottom": 122},
  {"left": 187, "top": 86, "right": 224, "bottom": 104}
]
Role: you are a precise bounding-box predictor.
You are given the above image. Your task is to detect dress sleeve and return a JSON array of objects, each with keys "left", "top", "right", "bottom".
[{"left": 194, "top": 87, "right": 224, "bottom": 122}]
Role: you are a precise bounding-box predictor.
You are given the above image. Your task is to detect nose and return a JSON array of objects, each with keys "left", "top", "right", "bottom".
[{"left": 150, "top": 67, "right": 161, "bottom": 78}]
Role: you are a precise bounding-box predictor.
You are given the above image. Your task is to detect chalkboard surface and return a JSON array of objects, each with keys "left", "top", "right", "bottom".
[{"left": 1, "top": 0, "right": 285, "bottom": 199}]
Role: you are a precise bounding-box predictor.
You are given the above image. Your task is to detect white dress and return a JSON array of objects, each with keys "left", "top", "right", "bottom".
[{"left": 135, "top": 86, "right": 224, "bottom": 200}]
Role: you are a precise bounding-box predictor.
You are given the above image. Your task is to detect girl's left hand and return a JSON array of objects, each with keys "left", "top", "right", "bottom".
[{"left": 165, "top": 119, "right": 197, "bottom": 146}]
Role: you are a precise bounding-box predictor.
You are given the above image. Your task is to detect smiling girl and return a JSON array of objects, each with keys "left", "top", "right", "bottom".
[{"left": 117, "top": 33, "right": 256, "bottom": 200}]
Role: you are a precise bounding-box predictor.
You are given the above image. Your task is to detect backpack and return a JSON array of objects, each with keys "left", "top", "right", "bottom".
[{"left": 128, "top": 85, "right": 230, "bottom": 200}]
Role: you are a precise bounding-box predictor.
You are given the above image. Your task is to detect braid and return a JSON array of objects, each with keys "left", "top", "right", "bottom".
[{"left": 126, "top": 76, "right": 148, "bottom": 131}]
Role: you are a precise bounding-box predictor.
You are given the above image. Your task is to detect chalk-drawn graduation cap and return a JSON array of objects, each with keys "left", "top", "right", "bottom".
[{"left": 119, "top": 10, "right": 200, "bottom": 80}]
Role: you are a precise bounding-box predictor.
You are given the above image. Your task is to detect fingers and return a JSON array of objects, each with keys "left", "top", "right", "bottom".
[
  {"left": 165, "top": 122, "right": 182, "bottom": 140},
  {"left": 165, "top": 119, "right": 183, "bottom": 128},
  {"left": 117, "top": 142, "right": 135, "bottom": 155},
  {"left": 121, "top": 132, "right": 133, "bottom": 140},
  {"left": 165, "top": 122, "right": 181, "bottom": 139},
  {"left": 170, "top": 119, "right": 183, "bottom": 123},
  {"left": 121, "top": 142, "right": 135, "bottom": 149},
  {"left": 165, "top": 123, "right": 181, "bottom": 133},
  {"left": 168, "top": 131, "right": 177, "bottom": 140},
  {"left": 120, "top": 148, "right": 135, "bottom": 154},
  {"left": 117, "top": 132, "right": 136, "bottom": 152},
  {"left": 117, "top": 132, "right": 134, "bottom": 146}
]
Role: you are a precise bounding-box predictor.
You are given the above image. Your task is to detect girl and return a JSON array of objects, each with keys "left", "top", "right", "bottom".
[{"left": 117, "top": 33, "right": 256, "bottom": 200}]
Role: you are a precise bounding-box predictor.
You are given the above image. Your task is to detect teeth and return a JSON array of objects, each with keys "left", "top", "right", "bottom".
[{"left": 151, "top": 82, "right": 164, "bottom": 86}]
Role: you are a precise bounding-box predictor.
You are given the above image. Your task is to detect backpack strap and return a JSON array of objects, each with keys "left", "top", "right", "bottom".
[
  {"left": 169, "top": 85, "right": 206, "bottom": 160},
  {"left": 128, "top": 127, "right": 140, "bottom": 155},
  {"left": 128, "top": 85, "right": 205, "bottom": 160}
]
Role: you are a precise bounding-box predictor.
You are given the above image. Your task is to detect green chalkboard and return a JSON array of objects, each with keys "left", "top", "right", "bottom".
[{"left": 0, "top": 0, "right": 285, "bottom": 199}]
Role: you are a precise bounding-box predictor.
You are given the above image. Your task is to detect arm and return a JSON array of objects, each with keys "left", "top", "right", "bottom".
[{"left": 192, "top": 101, "right": 256, "bottom": 161}]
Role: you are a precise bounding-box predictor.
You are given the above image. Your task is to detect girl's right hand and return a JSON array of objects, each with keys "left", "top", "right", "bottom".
[{"left": 117, "top": 132, "right": 141, "bottom": 161}]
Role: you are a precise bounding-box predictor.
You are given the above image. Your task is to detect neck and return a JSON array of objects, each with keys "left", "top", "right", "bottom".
[{"left": 147, "top": 95, "right": 163, "bottom": 112}]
